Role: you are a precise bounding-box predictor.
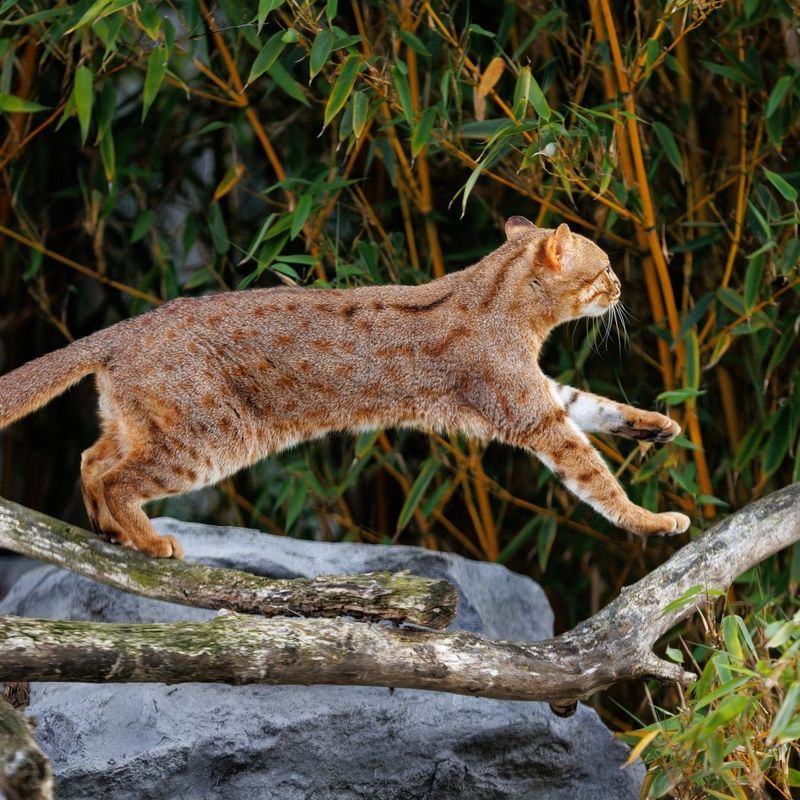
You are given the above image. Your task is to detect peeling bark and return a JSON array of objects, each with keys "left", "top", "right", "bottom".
[
  {"left": 0, "top": 485, "right": 798, "bottom": 708},
  {"left": 0, "top": 698, "right": 53, "bottom": 800},
  {"left": 0, "top": 498, "right": 457, "bottom": 628}
]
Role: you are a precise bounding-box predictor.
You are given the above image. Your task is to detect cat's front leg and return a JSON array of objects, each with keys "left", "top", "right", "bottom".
[
  {"left": 550, "top": 380, "right": 679, "bottom": 443},
  {"left": 521, "top": 412, "right": 690, "bottom": 536}
]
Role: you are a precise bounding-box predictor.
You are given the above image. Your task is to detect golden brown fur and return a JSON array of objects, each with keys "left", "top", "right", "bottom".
[{"left": 0, "top": 218, "right": 689, "bottom": 558}]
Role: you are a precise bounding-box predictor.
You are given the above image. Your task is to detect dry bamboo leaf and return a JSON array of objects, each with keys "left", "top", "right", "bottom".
[{"left": 477, "top": 56, "right": 505, "bottom": 98}]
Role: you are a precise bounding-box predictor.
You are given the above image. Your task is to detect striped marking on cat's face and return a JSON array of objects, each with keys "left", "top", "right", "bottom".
[
  {"left": 575, "top": 261, "right": 621, "bottom": 318},
  {"left": 554, "top": 229, "right": 621, "bottom": 319}
]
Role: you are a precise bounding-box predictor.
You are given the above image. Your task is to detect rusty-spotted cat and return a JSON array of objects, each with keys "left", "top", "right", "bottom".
[{"left": 0, "top": 217, "right": 689, "bottom": 558}]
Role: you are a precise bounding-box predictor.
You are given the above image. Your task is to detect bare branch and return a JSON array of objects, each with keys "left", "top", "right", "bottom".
[
  {"left": 0, "top": 498, "right": 457, "bottom": 629},
  {"left": 1, "top": 485, "right": 797, "bottom": 708}
]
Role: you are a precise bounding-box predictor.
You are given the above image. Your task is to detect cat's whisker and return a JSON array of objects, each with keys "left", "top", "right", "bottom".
[
  {"left": 601, "top": 310, "right": 615, "bottom": 348},
  {"left": 617, "top": 300, "right": 635, "bottom": 324},
  {"left": 611, "top": 305, "right": 627, "bottom": 356}
]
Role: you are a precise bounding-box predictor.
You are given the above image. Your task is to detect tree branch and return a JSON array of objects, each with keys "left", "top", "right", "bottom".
[
  {"left": 1, "top": 486, "right": 798, "bottom": 710},
  {"left": 0, "top": 498, "right": 457, "bottom": 629},
  {"left": 0, "top": 698, "right": 53, "bottom": 800}
]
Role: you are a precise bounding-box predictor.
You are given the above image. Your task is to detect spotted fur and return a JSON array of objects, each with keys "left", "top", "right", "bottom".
[{"left": 0, "top": 218, "right": 689, "bottom": 558}]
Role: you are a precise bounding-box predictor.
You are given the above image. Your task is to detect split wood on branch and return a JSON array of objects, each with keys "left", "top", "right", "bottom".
[
  {"left": 0, "top": 498, "right": 457, "bottom": 629},
  {"left": 0, "top": 697, "right": 53, "bottom": 800},
  {"left": 0, "top": 485, "right": 798, "bottom": 713}
]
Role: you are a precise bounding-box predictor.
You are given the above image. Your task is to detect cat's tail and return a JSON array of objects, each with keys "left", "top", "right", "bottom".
[{"left": 0, "top": 333, "right": 107, "bottom": 429}]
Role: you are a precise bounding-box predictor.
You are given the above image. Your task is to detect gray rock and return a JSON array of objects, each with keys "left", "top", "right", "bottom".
[
  {"left": 0, "top": 518, "right": 644, "bottom": 799},
  {"left": 0, "top": 553, "right": 39, "bottom": 597}
]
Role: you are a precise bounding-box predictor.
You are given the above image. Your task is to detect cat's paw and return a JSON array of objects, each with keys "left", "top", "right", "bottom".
[
  {"left": 137, "top": 533, "right": 184, "bottom": 559},
  {"left": 615, "top": 412, "right": 680, "bottom": 443},
  {"left": 646, "top": 511, "right": 691, "bottom": 536}
]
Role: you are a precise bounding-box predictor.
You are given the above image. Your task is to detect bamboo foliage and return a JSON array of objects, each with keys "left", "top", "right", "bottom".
[
  {"left": 1, "top": 0, "right": 799, "bottom": 586},
  {"left": 0, "top": 1, "right": 799, "bottom": 776}
]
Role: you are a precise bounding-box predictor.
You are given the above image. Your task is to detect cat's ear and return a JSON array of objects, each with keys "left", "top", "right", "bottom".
[
  {"left": 505, "top": 216, "right": 536, "bottom": 240},
  {"left": 544, "top": 223, "right": 570, "bottom": 272}
]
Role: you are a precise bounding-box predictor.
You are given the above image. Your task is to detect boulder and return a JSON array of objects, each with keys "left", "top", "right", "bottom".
[{"left": 0, "top": 518, "right": 644, "bottom": 799}]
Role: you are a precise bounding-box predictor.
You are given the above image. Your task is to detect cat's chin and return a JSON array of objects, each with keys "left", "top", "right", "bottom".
[{"left": 579, "top": 302, "right": 616, "bottom": 319}]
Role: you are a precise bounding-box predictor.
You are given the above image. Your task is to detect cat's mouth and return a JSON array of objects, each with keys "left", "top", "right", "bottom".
[{"left": 582, "top": 289, "right": 620, "bottom": 317}]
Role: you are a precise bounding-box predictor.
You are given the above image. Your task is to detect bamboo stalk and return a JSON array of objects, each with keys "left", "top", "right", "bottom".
[
  {"left": 596, "top": 0, "right": 715, "bottom": 512},
  {"left": 0, "top": 223, "right": 162, "bottom": 305},
  {"left": 198, "top": 0, "right": 291, "bottom": 198}
]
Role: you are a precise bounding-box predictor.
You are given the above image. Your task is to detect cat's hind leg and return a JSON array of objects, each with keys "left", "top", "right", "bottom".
[
  {"left": 94, "top": 451, "right": 186, "bottom": 558},
  {"left": 80, "top": 431, "right": 122, "bottom": 538},
  {"left": 550, "top": 380, "right": 680, "bottom": 443}
]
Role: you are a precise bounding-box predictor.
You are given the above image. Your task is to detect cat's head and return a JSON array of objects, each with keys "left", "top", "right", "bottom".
[{"left": 504, "top": 216, "right": 621, "bottom": 323}]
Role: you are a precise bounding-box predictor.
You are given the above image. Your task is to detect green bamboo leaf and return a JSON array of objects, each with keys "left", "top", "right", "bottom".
[
  {"left": 766, "top": 74, "right": 792, "bottom": 118},
  {"left": 324, "top": 54, "right": 361, "bottom": 128},
  {"left": 208, "top": 202, "right": 229, "bottom": 255},
  {"left": 326, "top": 0, "right": 338, "bottom": 24},
  {"left": 99, "top": 128, "right": 115, "bottom": 183},
  {"left": 142, "top": 46, "right": 168, "bottom": 122},
  {"left": 420, "top": 478, "right": 452, "bottom": 518},
  {"left": 660, "top": 584, "right": 723, "bottom": 616},
  {"left": 743, "top": 253, "right": 764, "bottom": 311},
  {"left": 247, "top": 31, "right": 286, "bottom": 83},
  {"left": 65, "top": 0, "right": 136, "bottom": 34},
  {"left": 665, "top": 646, "right": 683, "bottom": 663},
  {"left": 391, "top": 63, "right": 413, "bottom": 124},
  {"left": 537, "top": 517, "right": 557, "bottom": 571},
  {"left": 397, "top": 29, "right": 431, "bottom": 57},
  {"left": 351, "top": 90, "right": 369, "bottom": 138},
  {"left": 763, "top": 168, "right": 798, "bottom": 202},
  {"left": 267, "top": 62, "right": 310, "bottom": 106},
  {"left": 764, "top": 403, "right": 792, "bottom": 476},
  {"left": 240, "top": 214, "right": 275, "bottom": 265},
  {"left": 0, "top": 93, "right": 48, "bottom": 113},
  {"left": 411, "top": 106, "right": 436, "bottom": 157},
  {"left": 652, "top": 121, "right": 683, "bottom": 173},
  {"left": 527, "top": 73, "right": 551, "bottom": 121},
  {"left": 270, "top": 262, "right": 299, "bottom": 281},
  {"left": 656, "top": 388, "right": 706, "bottom": 405},
  {"left": 765, "top": 325, "right": 798, "bottom": 382},
  {"left": 131, "top": 210, "right": 156, "bottom": 243},
  {"left": 396, "top": 458, "right": 440, "bottom": 533},
  {"left": 683, "top": 328, "right": 699, "bottom": 391},
  {"left": 701, "top": 60, "right": 750, "bottom": 85},
  {"left": 286, "top": 480, "right": 308, "bottom": 530},
  {"left": 722, "top": 615, "right": 744, "bottom": 662},
  {"left": 733, "top": 426, "right": 764, "bottom": 470},
  {"left": 460, "top": 163, "right": 482, "bottom": 217},
  {"left": 700, "top": 695, "right": 750, "bottom": 732},
  {"left": 73, "top": 65, "right": 93, "bottom": 144},
  {"left": 290, "top": 195, "right": 311, "bottom": 239},
  {"left": 257, "top": 0, "right": 285, "bottom": 34},
  {"left": 513, "top": 66, "right": 531, "bottom": 119},
  {"left": 716, "top": 286, "right": 746, "bottom": 315},
  {"left": 733, "top": 615, "right": 758, "bottom": 661},
  {"left": 96, "top": 82, "right": 116, "bottom": 139},
  {"left": 354, "top": 429, "right": 380, "bottom": 460},
  {"left": 693, "top": 676, "right": 750, "bottom": 711},
  {"left": 768, "top": 682, "right": 800, "bottom": 743},
  {"left": 139, "top": 5, "right": 160, "bottom": 39},
  {"left": 309, "top": 29, "right": 334, "bottom": 80},
  {"left": 746, "top": 199, "right": 771, "bottom": 240}
]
